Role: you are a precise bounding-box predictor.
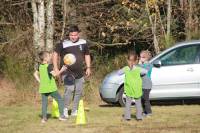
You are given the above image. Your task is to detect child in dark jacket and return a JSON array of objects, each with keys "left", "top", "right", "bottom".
[{"left": 139, "top": 50, "right": 153, "bottom": 116}]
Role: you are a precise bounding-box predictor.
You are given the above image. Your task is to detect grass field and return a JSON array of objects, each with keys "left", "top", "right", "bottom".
[{"left": 0, "top": 102, "right": 200, "bottom": 133}]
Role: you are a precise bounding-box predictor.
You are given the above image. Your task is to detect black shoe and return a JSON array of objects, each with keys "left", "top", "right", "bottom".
[
  {"left": 121, "top": 118, "right": 131, "bottom": 122},
  {"left": 143, "top": 112, "right": 152, "bottom": 117},
  {"left": 136, "top": 118, "right": 142, "bottom": 121}
]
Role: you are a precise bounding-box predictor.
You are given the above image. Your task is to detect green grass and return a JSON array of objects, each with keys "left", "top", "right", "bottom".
[{"left": 0, "top": 103, "right": 200, "bottom": 133}]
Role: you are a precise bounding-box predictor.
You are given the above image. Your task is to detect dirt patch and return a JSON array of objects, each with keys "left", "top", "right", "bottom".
[{"left": 0, "top": 75, "right": 17, "bottom": 106}]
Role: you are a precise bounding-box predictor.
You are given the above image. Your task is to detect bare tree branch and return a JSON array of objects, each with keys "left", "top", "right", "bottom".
[
  {"left": 11, "top": 1, "right": 31, "bottom": 6},
  {"left": 81, "top": 0, "right": 115, "bottom": 7},
  {"left": 0, "top": 22, "right": 30, "bottom": 26},
  {"left": 87, "top": 40, "right": 128, "bottom": 47}
]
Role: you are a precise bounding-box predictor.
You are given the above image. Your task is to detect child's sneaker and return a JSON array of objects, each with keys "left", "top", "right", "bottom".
[
  {"left": 142, "top": 112, "right": 152, "bottom": 117},
  {"left": 59, "top": 116, "right": 67, "bottom": 121},
  {"left": 124, "top": 118, "right": 131, "bottom": 121},
  {"left": 41, "top": 118, "right": 47, "bottom": 123},
  {"left": 71, "top": 110, "right": 78, "bottom": 116},
  {"left": 136, "top": 118, "right": 143, "bottom": 121},
  {"left": 121, "top": 118, "right": 131, "bottom": 122},
  {"left": 63, "top": 108, "right": 69, "bottom": 118}
]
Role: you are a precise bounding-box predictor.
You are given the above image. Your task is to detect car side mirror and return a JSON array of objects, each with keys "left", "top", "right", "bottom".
[{"left": 153, "top": 60, "right": 161, "bottom": 68}]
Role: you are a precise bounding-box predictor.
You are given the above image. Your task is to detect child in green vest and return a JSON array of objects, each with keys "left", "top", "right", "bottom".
[
  {"left": 34, "top": 51, "right": 67, "bottom": 123},
  {"left": 118, "top": 51, "right": 147, "bottom": 121}
]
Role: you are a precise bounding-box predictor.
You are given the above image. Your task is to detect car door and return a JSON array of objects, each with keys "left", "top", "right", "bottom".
[{"left": 150, "top": 44, "right": 200, "bottom": 99}]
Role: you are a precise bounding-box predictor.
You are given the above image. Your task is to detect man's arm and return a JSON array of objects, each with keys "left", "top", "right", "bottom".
[
  {"left": 52, "top": 51, "right": 60, "bottom": 76},
  {"left": 85, "top": 54, "right": 91, "bottom": 77}
]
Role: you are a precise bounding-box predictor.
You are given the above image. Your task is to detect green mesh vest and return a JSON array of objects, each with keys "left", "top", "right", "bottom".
[
  {"left": 123, "top": 66, "right": 142, "bottom": 98},
  {"left": 39, "top": 64, "right": 57, "bottom": 93}
]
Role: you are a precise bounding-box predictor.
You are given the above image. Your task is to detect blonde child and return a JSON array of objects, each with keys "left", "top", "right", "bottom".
[{"left": 139, "top": 50, "right": 153, "bottom": 116}]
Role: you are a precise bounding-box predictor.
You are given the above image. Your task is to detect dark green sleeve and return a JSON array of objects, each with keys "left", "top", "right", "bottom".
[{"left": 47, "top": 64, "right": 53, "bottom": 74}]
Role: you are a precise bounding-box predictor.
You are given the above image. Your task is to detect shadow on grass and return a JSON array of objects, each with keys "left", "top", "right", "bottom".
[
  {"left": 38, "top": 113, "right": 52, "bottom": 119},
  {"left": 151, "top": 99, "right": 200, "bottom": 106},
  {"left": 38, "top": 110, "right": 73, "bottom": 119},
  {"left": 99, "top": 104, "right": 120, "bottom": 108},
  {"left": 99, "top": 99, "right": 200, "bottom": 107}
]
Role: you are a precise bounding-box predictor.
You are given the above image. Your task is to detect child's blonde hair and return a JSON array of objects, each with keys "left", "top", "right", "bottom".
[
  {"left": 140, "top": 50, "right": 152, "bottom": 60},
  {"left": 38, "top": 51, "right": 50, "bottom": 62}
]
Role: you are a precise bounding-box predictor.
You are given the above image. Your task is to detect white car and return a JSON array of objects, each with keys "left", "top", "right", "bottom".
[{"left": 100, "top": 40, "right": 200, "bottom": 106}]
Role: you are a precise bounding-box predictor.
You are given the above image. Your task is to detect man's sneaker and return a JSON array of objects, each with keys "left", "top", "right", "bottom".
[
  {"left": 71, "top": 110, "right": 78, "bottom": 116},
  {"left": 63, "top": 108, "right": 69, "bottom": 118},
  {"left": 59, "top": 116, "right": 67, "bottom": 121},
  {"left": 41, "top": 118, "right": 47, "bottom": 123}
]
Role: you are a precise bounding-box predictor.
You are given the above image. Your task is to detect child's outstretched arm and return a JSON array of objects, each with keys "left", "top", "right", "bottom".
[
  {"left": 50, "top": 65, "right": 67, "bottom": 76},
  {"left": 33, "top": 70, "right": 40, "bottom": 83},
  {"left": 140, "top": 68, "right": 148, "bottom": 76},
  {"left": 59, "top": 65, "right": 67, "bottom": 74},
  {"left": 118, "top": 67, "right": 125, "bottom": 75}
]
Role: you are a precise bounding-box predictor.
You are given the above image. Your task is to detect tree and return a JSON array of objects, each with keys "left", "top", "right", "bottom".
[
  {"left": 186, "top": 0, "right": 193, "bottom": 40},
  {"left": 61, "top": 0, "right": 71, "bottom": 40},
  {"left": 46, "top": 0, "right": 54, "bottom": 51},
  {"left": 166, "top": 0, "right": 171, "bottom": 46},
  {"left": 31, "top": 0, "right": 45, "bottom": 51},
  {"left": 146, "top": 0, "right": 160, "bottom": 53},
  {"left": 32, "top": 0, "right": 54, "bottom": 51}
]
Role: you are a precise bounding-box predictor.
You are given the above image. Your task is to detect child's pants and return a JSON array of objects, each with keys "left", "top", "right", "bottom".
[
  {"left": 41, "top": 91, "right": 64, "bottom": 118},
  {"left": 124, "top": 96, "right": 143, "bottom": 120},
  {"left": 64, "top": 77, "right": 84, "bottom": 112},
  {"left": 142, "top": 89, "right": 152, "bottom": 114}
]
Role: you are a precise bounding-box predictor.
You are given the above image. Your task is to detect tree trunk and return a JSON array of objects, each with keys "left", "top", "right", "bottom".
[
  {"left": 46, "top": 0, "right": 54, "bottom": 51},
  {"left": 153, "top": 15, "right": 160, "bottom": 54},
  {"left": 32, "top": 0, "right": 45, "bottom": 51},
  {"left": 180, "top": 0, "right": 184, "bottom": 11},
  {"left": 194, "top": 14, "right": 199, "bottom": 36},
  {"left": 154, "top": 0, "right": 166, "bottom": 38},
  {"left": 61, "top": 0, "right": 71, "bottom": 40},
  {"left": 146, "top": 0, "right": 160, "bottom": 54},
  {"left": 31, "top": 0, "right": 39, "bottom": 49},
  {"left": 38, "top": 0, "right": 45, "bottom": 51},
  {"left": 166, "top": 0, "right": 171, "bottom": 45},
  {"left": 186, "top": 0, "right": 193, "bottom": 40}
]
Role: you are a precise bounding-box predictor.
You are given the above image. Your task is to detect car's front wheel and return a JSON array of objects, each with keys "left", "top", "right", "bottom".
[{"left": 118, "top": 87, "right": 135, "bottom": 107}]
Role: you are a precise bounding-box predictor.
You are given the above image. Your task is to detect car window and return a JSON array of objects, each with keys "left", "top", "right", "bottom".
[{"left": 159, "top": 45, "right": 200, "bottom": 66}]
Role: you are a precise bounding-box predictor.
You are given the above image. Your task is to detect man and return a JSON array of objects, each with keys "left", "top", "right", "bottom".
[{"left": 53, "top": 25, "right": 91, "bottom": 117}]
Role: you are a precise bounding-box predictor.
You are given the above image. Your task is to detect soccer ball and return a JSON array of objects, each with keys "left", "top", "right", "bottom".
[{"left": 63, "top": 53, "right": 76, "bottom": 66}]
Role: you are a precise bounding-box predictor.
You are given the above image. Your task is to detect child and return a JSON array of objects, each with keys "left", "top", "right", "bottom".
[
  {"left": 118, "top": 51, "right": 147, "bottom": 121},
  {"left": 139, "top": 50, "right": 153, "bottom": 116},
  {"left": 34, "top": 51, "right": 67, "bottom": 123}
]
